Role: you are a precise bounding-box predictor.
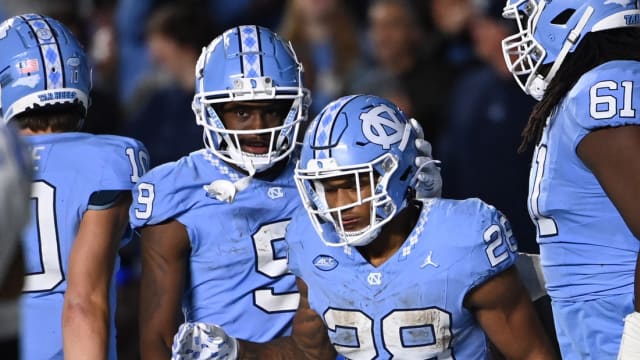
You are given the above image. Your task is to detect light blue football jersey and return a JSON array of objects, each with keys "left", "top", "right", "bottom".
[
  {"left": 287, "top": 198, "right": 517, "bottom": 359},
  {"left": 130, "top": 150, "right": 300, "bottom": 342},
  {"left": 529, "top": 60, "right": 640, "bottom": 301},
  {"left": 20, "top": 132, "right": 148, "bottom": 360}
]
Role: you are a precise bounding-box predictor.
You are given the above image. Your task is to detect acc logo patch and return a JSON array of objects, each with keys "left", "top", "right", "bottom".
[
  {"left": 359, "top": 104, "right": 405, "bottom": 149},
  {"left": 313, "top": 255, "right": 338, "bottom": 271}
]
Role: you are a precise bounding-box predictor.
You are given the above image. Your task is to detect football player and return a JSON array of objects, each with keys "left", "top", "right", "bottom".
[
  {"left": 0, "top": 14, "right": 149, "bottom": 360},
  {"left": 501, "top": 1, "right": 640, "bottom": 358},
  {"left": 132, "top": 25, "right": 310, "bottom": 359},
  {"left": 172, "top": 94, "right": 557, "bottom": 359}
]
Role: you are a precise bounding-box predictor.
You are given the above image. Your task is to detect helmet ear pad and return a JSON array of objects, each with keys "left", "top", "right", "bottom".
[
  {"left": 193, "top": 25, "right": 310, "bottom": 173},
  {"left": 0, "top": 14, "right": 91, "bottom": 123}
]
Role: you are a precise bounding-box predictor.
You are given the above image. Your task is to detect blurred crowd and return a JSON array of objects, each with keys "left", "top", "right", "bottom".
[{"left": 0, "top": 0, "right": 540, "bottom": 358}]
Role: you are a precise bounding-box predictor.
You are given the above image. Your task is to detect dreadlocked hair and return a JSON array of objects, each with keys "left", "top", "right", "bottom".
[{"left": 519, "top": 27, "right": 640, "bottom": 153}]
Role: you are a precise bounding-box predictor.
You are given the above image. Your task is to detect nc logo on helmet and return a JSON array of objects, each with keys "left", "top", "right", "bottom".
[{"left": 359, "top": 104, "right": 405, "bottom": 149}]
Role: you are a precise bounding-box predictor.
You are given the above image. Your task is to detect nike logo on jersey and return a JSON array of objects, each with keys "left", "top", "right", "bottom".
[{"left": 420, "top": 251, "right": 439, "bottom": 268}]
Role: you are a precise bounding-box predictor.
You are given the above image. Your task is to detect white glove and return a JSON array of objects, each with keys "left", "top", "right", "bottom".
[
  {"left": 618, "top": 312, "right": 640, "bottom": 359},
  {"left": 172, "top": 322, "right": 239, "bottom": 360},
  {"left": 410, "top": 118, "right": 442, "bottom": 198}
]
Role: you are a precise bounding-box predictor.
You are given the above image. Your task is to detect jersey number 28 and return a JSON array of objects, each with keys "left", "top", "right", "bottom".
[{"left": 325, "top": 307, "right": 453, "bottom": 359}]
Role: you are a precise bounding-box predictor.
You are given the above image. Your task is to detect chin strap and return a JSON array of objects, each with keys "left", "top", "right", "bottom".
[
  {"left": 529, "top": 6, "right": 594, "bottom": 100},
  {"left": 203, "top": 162, "right": 256, "bottom": 203}
]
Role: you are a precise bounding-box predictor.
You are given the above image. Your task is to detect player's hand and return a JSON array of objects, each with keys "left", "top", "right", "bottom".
[
  {"left": 410, "top": 118, "right": 442, "bottom": 198},
  {"left": 172, "top": 322, "right": 239, "bottom": 360}
]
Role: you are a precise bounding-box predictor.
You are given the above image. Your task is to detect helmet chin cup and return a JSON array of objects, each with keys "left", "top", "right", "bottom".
[{"left": 340, "top": 226, "right": 382, "bottom": 247}]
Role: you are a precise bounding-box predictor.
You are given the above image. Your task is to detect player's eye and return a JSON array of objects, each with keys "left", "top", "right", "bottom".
[{"left": 236, "top": 110, "right": 250, "bottom": 118}]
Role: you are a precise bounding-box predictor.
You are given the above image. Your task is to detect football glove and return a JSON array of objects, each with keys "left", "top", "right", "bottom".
[
  {"left": 171, "top": 322, "right": 239, "bottom": 360},
  {"left": 410, "top": 118, "right": 442, "bottom": 198}
]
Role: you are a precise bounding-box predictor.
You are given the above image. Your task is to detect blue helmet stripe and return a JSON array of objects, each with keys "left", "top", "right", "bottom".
[
  {"left": 22, "top": 14, "right": 64, "bottom": 90},
  {"left": 18, "top": 15, "right": 47, "bottom": 90},
  {"left": 239, "top": 25, "right": 262, "bottom": 78},
  {"left": 312, "top": 95, "right": 357, "bottom": 160},
  {"left": 40, "top": 17, "right": 66, "bottom": 90}
]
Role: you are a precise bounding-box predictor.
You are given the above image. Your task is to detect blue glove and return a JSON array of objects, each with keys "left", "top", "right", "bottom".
[
  {"left": 410, "top": 118, "right": 442, "bottom": 198},
  {"left": 172, "top": 322, "right": 239, "bottom": 360}
]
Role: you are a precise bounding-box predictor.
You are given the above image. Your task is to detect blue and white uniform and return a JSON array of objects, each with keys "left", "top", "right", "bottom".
[
  {"left": 529, "top": 61, "right": 640, "bottom": 358},
  {"left": 130, "top": 151, "right": 300, "bottom": 341},
  {"left": 21, "top": 133, "right": 147, "bottom": 360},
  {"left": 288, "top": 198, "right": 518, "bottom": 359}
]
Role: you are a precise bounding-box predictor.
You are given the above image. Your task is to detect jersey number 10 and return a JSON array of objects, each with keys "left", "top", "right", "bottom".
[{"left": 24, "top": 146, "right": 147, "bottom": 292}]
